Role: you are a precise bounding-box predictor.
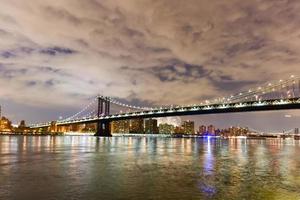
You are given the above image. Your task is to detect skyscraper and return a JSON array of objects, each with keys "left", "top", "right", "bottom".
[
  {"left": 129, "top": 118, "right": 144, "bottom": 133},
  {"left": 207, "top": 125, "right": 215, "bottom": 135},
  {"left": 159, "top": 123, "right": 175, "bottom": 134},
  {"left": 111, "top": 120, "right": 130, "bottom": 133},
  {"left": 183, "top": 120, "right": 195, "bottom": 134},
  {"left": 145, "top": 119, "right": 158, "bottom": 134},
  {"left": 199, "top": 125, "right": 206, "bottom": 135}
]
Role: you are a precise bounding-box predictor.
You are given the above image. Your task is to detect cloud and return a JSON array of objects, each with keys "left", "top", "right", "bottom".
[
  {"left": 39, "top": 47, "right": 77, "bottom": 56},
  {"left": 0, "top": 0, "right": 299, "bottom": 127}
]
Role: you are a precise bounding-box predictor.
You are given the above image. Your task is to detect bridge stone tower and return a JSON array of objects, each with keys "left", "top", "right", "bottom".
[{"left": 95, "top": 96, "right": 112, "bottom": 137}]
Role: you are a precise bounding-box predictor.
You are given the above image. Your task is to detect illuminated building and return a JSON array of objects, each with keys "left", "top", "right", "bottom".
[
  {"left": 145, "top": 119, "right": 158, "bottom": 134},
  {"left": 84, "top": 123, "right": 97, "bottom": 132},
  {"left": 199, "top": 125, "right": 206, "bottom": 135},
  {"left": 183, "top": 120, "right": 195, "bottom": 134},
  {"left": 129, "top": 118, "right": 144, "bottom": 133},
  {"left": 111, "top": 120, "right": 130, "bottom": 133},
  {"left": 14, "top": 120, "right": 31, "bottom": 134},
  {"left": 207, "top": 125, "right": 215, "bottom": 135},
  {"left": 0, "top": 116, "right": 12, "bottom": 133},
  {"left": 174, "top": 126, "right": 184, "bottom": 134},
  {"left": 159, "top": 123, "right": 175, "bottom": 134},
  {"left": 228, "top": 126, "right": 249, "bottom": 136}
]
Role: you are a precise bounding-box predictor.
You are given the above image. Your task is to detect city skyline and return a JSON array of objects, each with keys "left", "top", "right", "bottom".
[{"left": 1, "top": 1, "right": 300, "bottom": 130}]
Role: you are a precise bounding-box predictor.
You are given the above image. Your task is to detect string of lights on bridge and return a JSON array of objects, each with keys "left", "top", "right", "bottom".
[{"left": 30, "top": 75, "right": 300, "bottom": 128}]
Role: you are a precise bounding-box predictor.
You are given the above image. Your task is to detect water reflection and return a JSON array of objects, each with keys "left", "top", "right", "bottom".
[{"left": 0, "top": 136, "right": 300, "bottom": 200}]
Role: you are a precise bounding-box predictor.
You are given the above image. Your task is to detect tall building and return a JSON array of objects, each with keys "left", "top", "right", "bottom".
[
  {"left": 207, "top": 125, "right": 215, "bottom": 135},
  {"left": 295, "top": 128, "right": 299, "bottom": 134},
  {"left": 159, "top": 123, "right": 175, "bottom": 134},
  {"left": 174, "top": 126, "right": 184, "bottom": 134},
  {"left": 199, "top": 125, "right": 206, "bottom": 135},
  {"left": 129, "top": 118, "right": 144, "bottom": 133},
  {"left": 111, "top": 120, "right": 130, "bottom": 133},
  {"left": 14, "top": 120, "right": 31, "bottom": 134},
  {"left": 183, "top": 120, "right": 195, "bottom": 134},
  {"left": 228, "top": 126, "right": 249, "bottom": 136},
  {"left": 0, "top": 116, "right": 12, "bottom": 133},
  {"left": 145, "top": 119, "right": 158, "bottom": 134}
]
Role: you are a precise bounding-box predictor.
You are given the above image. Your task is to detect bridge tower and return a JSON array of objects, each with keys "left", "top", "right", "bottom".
[{"left": 95, "top": 96, "right": 112, "bottom": 137}]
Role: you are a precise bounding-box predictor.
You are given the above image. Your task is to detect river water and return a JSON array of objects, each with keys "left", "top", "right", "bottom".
[{"left": 0, "top": 135, "right": 300, "bottom": 200}]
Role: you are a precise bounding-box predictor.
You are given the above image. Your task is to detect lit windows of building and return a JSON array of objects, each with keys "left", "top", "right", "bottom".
[
  {"left": 207, "top": 125, "right": 215, "bottom": 135},
  {"left": 129, "top": 118, "right": 144, "bottom": 133},
  {"left": 183, "top": 120, "right": 195, "bottom": 134},
  {"left": 145, "top": 119, "right": 158, "bottom": 134},
  {"left": 111, "top": 120, "right": 130, "bottom": 133},
  {"left": 199, "top": 125, "right": 206, "bottom": 135},
  {"left": 0, "top": 117, "right": 13, "bottom": 133},
  {"left": 159, "top": 123, "right": 175, "bottom": 134}
]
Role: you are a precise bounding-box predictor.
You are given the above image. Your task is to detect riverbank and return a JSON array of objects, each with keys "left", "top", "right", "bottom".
[{"left": 1, "top": 133, "right": 300, "bottom": 140}]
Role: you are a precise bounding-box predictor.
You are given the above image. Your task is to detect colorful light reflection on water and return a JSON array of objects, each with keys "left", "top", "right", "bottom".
[{"left": 0, "top": 136, "right": 300, "bottom": 200}]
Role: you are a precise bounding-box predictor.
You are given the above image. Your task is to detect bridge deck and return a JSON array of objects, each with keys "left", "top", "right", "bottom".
[{"left": 31, "top": 98, "right": 300, "bottom": 128}]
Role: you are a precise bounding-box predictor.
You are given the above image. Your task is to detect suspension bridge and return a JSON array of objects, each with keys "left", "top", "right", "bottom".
[{"left": 30, "top": 75, "right": 300, "bottom": 136}]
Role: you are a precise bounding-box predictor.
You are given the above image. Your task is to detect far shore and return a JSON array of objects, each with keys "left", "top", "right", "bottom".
[{"left": 0, "top": 132, "right": 299, "bottom": 140}]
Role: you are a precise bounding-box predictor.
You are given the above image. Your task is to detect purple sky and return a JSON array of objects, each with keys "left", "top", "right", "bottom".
[{"left": 0, "top": 0, "right": 300, "bottom": 131}]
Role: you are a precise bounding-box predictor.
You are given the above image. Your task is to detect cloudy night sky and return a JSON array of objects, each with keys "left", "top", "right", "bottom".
[{"left": 1, "top": 0, "right": 300, "bottom": 131}]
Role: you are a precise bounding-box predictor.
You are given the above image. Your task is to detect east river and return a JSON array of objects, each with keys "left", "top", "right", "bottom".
[{"left": 0, "top": 136, "right": 300, "bottom": 200}]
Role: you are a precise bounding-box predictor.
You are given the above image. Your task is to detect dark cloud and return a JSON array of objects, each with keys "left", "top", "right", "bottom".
[
  {"left": 224, "top": 37, "right": 267, "bottom": 57},
  {"left": 1, "top": 51, "right": 16, "bottom": 58},
  {"left": 44, "top": 79, "right": 59, "bottom": 87},
  {"left": 123, "top": 27, "right": 144, "bottom": 38},
  {"left": 38, "top": 66, "right": 61, "bottom": 73},
  {"left": 0, "top": 64, "right": 27, "bottom": 79},
  {"left": 26, "top": 80, "right": 38, "bottom": 87},
  {"left": 123, "top": 60, "right": 211, "bottom": 82},
  {"left": 39, "top": 47, "right": 77, "bottom": 56}
]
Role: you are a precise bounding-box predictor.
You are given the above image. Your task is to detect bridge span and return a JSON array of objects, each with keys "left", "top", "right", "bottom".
[{"left": 30, "top": 76, "right": 300, "bottom": 136}]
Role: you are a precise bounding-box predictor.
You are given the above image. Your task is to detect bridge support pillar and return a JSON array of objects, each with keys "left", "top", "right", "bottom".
[{"left": 95, "top": 120, "right": 112, "bottom": 137}]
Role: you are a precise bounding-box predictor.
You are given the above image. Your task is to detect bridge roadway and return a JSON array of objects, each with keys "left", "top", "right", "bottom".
[{"left": 31, "top": 98, "right": 300, "bottom": 136}]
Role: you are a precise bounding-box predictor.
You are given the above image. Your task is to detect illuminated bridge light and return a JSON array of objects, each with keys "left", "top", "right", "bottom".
[
  {"left": 218, "top": 104, "right": 229, "bottom": 109},
  {"left": 253, "top": 101, "right": 267, "bottom": 106},
  {"left": 203, "top": 106, "right": 212, "bottom": 110},
  {"left": 235, "top": 103, "right": 247, "bottom": 108}
]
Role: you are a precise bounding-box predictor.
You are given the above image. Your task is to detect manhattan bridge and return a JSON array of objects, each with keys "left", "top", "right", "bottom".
[{"left": 30, "top": 75, "right": 300, "bottom": 136}]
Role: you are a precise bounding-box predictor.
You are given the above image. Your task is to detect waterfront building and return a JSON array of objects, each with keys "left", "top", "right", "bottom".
[
  {"left": 82, "top": 123, "right": 97, "bottom": 132},
  {"left": 14, "top": 120, "right": 31, "bottom": 134},
  {"left": 174, "top": 126, "right": 185, "bottom": 134},
  {"left": 159, "top": 123, "right": 175, "bottom": 134},
  {"left": 183, "top": 120, "right": 195, "bottom": 134},
  {"left": 111, "top": 120, "right": 130, "bottom": 133},
  {"left": 0, "top": 116, "right": 13, "bottom": 133},
  {"left": 199, "top": 125, "right": 206, "bottom": 135},
  {"left": 145, "top": 119, "right": 158, "bottom": 134},
  {"left": 129, "top": 118, "right": 144, "bottom": 133},
  {"left": 207, "top": 125, "right": 215, "bottom": 135},
  {"left": 228, "top": 126, "right": 249, "bottom": 136}
]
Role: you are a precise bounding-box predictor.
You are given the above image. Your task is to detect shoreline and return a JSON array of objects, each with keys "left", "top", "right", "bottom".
[{"left": 0, "top": 133, "right": 299, "bottom": 140}]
